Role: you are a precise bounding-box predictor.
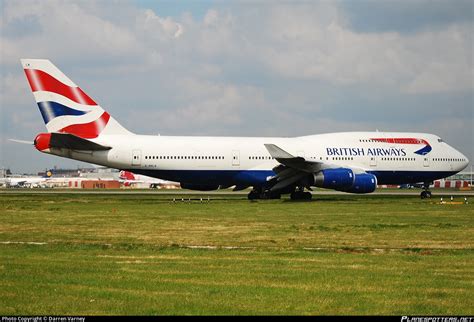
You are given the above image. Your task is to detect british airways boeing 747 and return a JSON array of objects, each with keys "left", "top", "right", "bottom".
[{"left": 21, "top": 59, "right": 469, "bottom": 200}]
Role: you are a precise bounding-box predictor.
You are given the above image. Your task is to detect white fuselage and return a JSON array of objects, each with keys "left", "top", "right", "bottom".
[{"left": 45, "top": 131, "right": 469, "bottom": 187}]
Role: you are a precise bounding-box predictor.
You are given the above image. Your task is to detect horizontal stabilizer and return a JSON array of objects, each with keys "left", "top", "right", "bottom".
[{"left": 49, "top": 133, "right": 111, "bottom": 151}]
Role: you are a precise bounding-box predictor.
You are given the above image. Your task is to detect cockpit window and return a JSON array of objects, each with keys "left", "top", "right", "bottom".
[{"left": 438, "top": 138, "right": 444, "bottom": 143}]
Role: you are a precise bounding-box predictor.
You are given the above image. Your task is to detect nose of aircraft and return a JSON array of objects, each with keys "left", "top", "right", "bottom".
[
  {"left": 462, "top": 155, "right": 469, "bottom": 170},
  {"left": 458, "top": 150, "right": 469, "bottom": 171},
  {"left": 448, "top": 144, "right": 469, "bottom": 171}
]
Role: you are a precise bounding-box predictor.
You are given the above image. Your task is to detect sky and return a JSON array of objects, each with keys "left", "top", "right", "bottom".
[{"left": 0, "top": 0, "right": 473, "bottom": 174}]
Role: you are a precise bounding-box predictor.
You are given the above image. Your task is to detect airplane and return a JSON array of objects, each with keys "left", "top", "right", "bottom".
[
  {"left": 0, "top": 170, "right": 53, "bottom": 188},
  {"left": 118, "top": 170, "right": 178, "bottom": 188},
  {"left": 19, "top": 59, "right": 469, "bottom": 199}
]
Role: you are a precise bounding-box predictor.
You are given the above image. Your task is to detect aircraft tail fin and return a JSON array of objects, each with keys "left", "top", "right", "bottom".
[
  {"left": 42, "top": 169, "right": 54, "bottom": 178},
  {"left": 119, "top": 171, "right": 136, "bottom": 181},
  {"left": 21, "top": 59, "right": 133, "bottom": 139}
]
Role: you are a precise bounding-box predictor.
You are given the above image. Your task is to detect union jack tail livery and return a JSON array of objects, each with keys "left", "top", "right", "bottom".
[{"left": 21, "top": 59, "right": 131, "bottom": 139}]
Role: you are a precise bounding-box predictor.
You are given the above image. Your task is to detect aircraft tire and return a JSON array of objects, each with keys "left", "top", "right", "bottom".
[
  {"left": 248, "top": 191, "right": 259, "bottom": 200},
  {"left": 420, "top": 191, "right": 432, "bottom": 199},
  {"left": 263, "top": 191, "right": 281, "bottom": 199},
  {"left": 290, "top": 191, "right": 312, "bottom": 201}
]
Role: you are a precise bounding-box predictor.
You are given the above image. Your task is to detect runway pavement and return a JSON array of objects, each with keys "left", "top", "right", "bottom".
[{"left": 1, "top": 188, "right": 472, "bottom": 196}]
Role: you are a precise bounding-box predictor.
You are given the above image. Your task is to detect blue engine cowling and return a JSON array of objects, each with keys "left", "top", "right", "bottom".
[
  {"left": 313, "top": 169, "right": 377, "bottom": 194},
  {"left": 343, "top": 173, "right": 377, "bottom": 194},
  {"left": 313, "top": 168, "right": 355, "bottom": 190}
]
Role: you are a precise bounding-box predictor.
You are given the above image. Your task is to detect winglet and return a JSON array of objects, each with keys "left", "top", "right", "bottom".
[{"left": 264, "top": 144, "right": 295, "bottom": 159}]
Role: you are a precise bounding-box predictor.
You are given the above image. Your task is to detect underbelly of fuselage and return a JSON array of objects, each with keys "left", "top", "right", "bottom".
[{"left": 126, "top": 168, "right": 457, "bottom": 186}]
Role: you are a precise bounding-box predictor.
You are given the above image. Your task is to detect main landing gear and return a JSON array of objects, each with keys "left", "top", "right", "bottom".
[
  {"left": 290, "top": 189, "right": 312, "bottom": 201},
  {"left": 420, "top": 182, "right": 432, "bottom": 199},
  {"left": 247, "top": 187, "right": 312, "bottom": 201},
  {"left": 420, "top": 190, "right": 432, "bottom": 199},
  {"left": 247, "top": 188, "right": 281, "bottom": 200}
]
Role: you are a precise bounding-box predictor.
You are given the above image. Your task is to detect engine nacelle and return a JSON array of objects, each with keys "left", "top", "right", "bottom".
[
  {"left": 313, "top": 168, "right": 354, "bottom": 190},
  {"left": 180, "top": 183, "right": 219, "bottom": 191},
  {"left": 343, "top": 173, "right": 377, "bottom": 194}
]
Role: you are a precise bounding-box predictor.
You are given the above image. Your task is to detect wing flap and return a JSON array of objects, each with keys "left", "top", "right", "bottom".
[
  {"left": 264, "top": 143, "right": 321, "bottom": 173},
  {"left": 264, "top": 143, "right": 322, "bottom": 191},
  {"left": 270, "top": 172, "right": 308, "bottom": 191}
]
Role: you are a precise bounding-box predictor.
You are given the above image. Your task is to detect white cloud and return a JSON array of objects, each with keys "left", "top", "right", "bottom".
[
  {"left": 0, "top": 73, "right": 30, "bottom": 108},
  {"left": 203, "top": 9, "right": 219, "bottom": 27},
  {"left": 401, "top": 24, "right": 473, "bottom": 93},
  {"left": 127, "top": 77, "right": 266, "bottom": 135},
  {"left": 3, "top": 1, "right": 470, "bottom": 92},
  {"left": 136, "top": 9, "right": 183, "bottom": 40},
  {"left": 0, "top": 0, "right": 472, "bottom": 172},
  {"left": 255, "top": 4, "right": 473, "bottom": 93}
]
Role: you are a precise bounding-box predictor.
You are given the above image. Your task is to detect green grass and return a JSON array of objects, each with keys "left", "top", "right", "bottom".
[{"left": 0, "top": 192, "right": 473, "bottom": 315}]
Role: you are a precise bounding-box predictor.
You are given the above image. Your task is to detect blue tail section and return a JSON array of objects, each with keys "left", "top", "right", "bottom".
[{"left": 37, "top": 101, "right": 87, "bottom": 124}]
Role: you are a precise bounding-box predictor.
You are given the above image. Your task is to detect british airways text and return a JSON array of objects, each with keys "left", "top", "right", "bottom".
[{"left": 326, "top": 147, "right": 407, "bottom": 157}]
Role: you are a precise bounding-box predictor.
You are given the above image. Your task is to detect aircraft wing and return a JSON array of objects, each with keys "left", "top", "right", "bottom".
[
  {"left": 264, "top": 144, "right": 322, "bottom": 173},
  {"left": 265, "top": 143, "right": 372, "bottom": 192},
  {"left": 264, "top": 144, "right": 325, "bottom": 191}
]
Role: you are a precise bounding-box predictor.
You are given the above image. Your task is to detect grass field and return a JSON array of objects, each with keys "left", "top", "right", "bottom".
[{"left": 0, "top": 192, "right": 473, "bottom": 315}]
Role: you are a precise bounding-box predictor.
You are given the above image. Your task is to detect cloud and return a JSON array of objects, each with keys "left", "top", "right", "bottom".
[
  {"left": 136, "top": 9, "right": 183, "bottom": 40},
  {"left": 252, "top": 4, "right": 472, "bottom": 93},
  {"left": 3, "top": 1, "right": 471, "bottom": 91},
  {"left": 0, "top": 0, "right": 472, "bottom": 172},
  {"left": 125, "top": 77, "right": 267, "bottom": 136},
  {"left": 340, "top": 0, "right": 473, "bottom": 33},
  {"left": 401, "top": 24, "right": 473, "bottom": 93}
]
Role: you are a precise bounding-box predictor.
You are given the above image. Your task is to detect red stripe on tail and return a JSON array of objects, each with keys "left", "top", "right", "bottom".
[
  {"left": 24, "top": 69, "right": 97, "bottom": 106},
  {"left": 59, "top": 112, "right": 110, "bottom": 139}
]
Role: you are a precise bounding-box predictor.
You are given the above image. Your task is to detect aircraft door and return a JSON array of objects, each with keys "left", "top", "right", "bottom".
[
  {"left": 132, "top": 149, "right": 141, "bottom": 166},
  {"left": 370, "top": 156, "right": 377, "bottom": 167},
  {"left": 232, "top": 150, "right": 240, "bottom": 167},
  {"left": 423, "top": 156, "right": 430, "bottom": 167}
]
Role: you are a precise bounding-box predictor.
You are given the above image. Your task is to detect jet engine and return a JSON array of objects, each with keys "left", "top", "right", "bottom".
[
  {"left": 313, "top": 169, "right": 377, "bottom": 194},
  {"left": 343, "top": 173, "right": 377, "bottom": 193},
  {"left": 313, "top": 168, "right": 354, "bottom": 190}
]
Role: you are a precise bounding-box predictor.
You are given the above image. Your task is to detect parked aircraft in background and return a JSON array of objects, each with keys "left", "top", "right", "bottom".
[
  {"left": 0, "top": 170, "right": 53, "bottom": 188},
  {"left": 19, "top": 59, "right": 469, "bottom": 199},
  {"left": 119, "top": 170, "right": 177, "bottom": 188}
]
